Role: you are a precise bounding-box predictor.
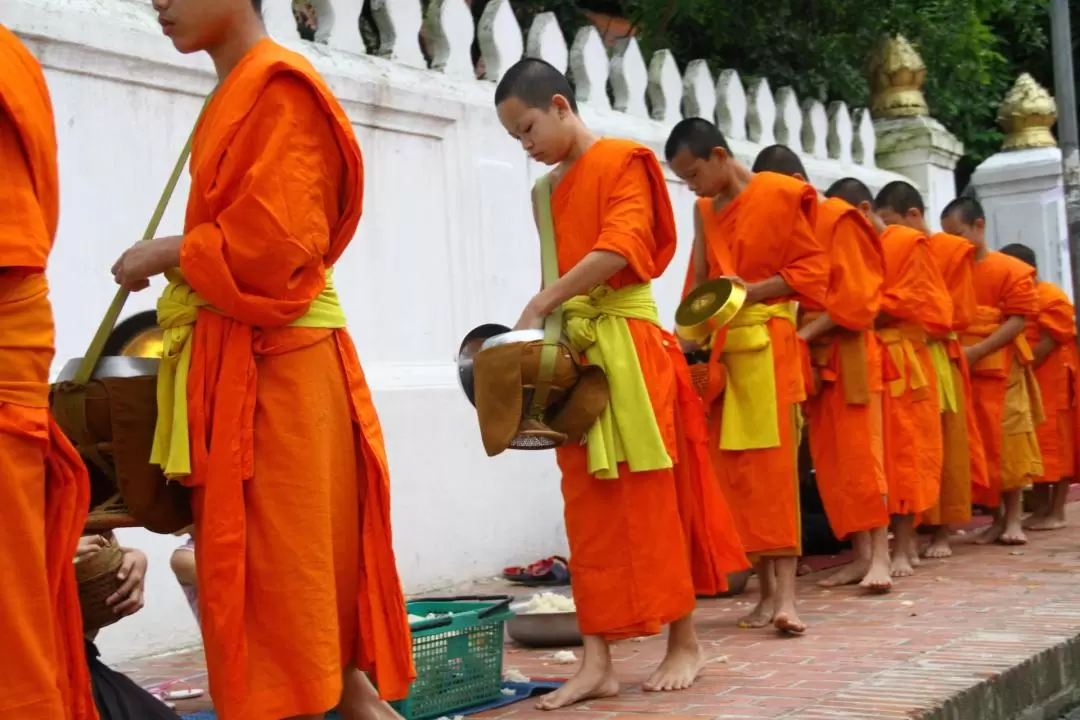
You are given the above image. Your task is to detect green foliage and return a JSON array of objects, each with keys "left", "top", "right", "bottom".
[{"left": 616, "top": 0, "right": 1055, "bottom": 165}]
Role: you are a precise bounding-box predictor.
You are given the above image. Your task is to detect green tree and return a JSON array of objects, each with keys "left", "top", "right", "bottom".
[{"left": 620, "top": 0, "right": 1055, "bottom": 171}]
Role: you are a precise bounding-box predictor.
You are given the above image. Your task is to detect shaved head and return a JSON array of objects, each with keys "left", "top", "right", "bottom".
[
  {"left": 752, "top": 144, "right": 808, "bottom": 181},
  {"left": 494, "top": 57, "right": 578, "bottom": 114},
  {"left": 874, "top": 180, "right": 925, "bottom": 215},
  {"left": 664, "top": 118, "right": 731, "bottom": 162},
  {"left": 825, "top": 177, "right": 873, "bottom": 207}
]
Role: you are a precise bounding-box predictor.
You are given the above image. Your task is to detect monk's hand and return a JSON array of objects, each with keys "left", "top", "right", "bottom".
[
  {"left": 513, "top": 299, "right": 546, "bottom": 331},
  {"left": 107, "top": 548, "right": 148, "bottom": 618},
  {"left": 75, "top": 534, "right": 107, "bottom": 561},
  {"left": 111, "top": 235, "right": 183, "bottom": 292}
]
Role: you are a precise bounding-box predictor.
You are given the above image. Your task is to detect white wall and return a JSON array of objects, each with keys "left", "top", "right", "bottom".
[{"left": 10, "top": 0, "right": 906, "bottom": 663}]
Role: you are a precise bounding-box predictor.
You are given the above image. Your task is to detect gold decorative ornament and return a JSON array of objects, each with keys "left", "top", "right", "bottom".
[
  {"left": 998, "top": 73, "right": 1058, "bottom": 151},
  {"left": 867, "top": 35, "right": 929, "bottom": 119}
]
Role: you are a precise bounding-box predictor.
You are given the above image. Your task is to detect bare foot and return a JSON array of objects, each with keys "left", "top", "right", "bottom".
[
  {"left": 890, "top": 553, "right": 914, "bottom": 578},
  {"left": 859, "top": 559, "right": 893, "bottom": 593},
  {"left": 536, "top": 666, "right": 619, "bottom": 710},
  {"left": 644, "top": 643, "right": 706, "bottom": 692},
  {"left": 998, "top": 518, "right": 1028, "bottom": 546},
  {"left": 773, "top": 611, "right": 806, "bottom": 635},
  {"left": 737, "top": 597, "right": 774, "bottom": 629},
  {"left": 818, "top": 560, "right": 869, "bottom": 588},
  {"left": 905, "top": 536, "right": 922, "bottom": 567},
  {"left": 922, "top": 528, "right": 952, "bottom": 559},
  {"left": 1027, "top": 516, "right": 1066, "bottom": 531}
]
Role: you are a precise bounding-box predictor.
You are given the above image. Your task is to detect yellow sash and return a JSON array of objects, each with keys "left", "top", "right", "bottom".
[
  {"left": 927, "top": 337, "right": 957, "bottom": 413},
  {"left": 718, "top": 302, "right": 796, "bottom": 451},
  {"left": 152, "top": 268, "right": 346, "bottom": 478},
  {"left": 563, "top": 282, "right": 672, "bottom": 479},
  {"left": 876, "top": 325, "right": 929, "bottom": 399}
]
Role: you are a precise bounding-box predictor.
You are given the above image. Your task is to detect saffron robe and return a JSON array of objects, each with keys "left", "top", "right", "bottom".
[
  {"left": 0, "top": 25, "right": 98, "bottom": 720},
  {"left": 964, "top": 252, "right": 1042, "bottom": 507},
  {"left": 800, "top": 198, "right": 888, "bottom": 539},
  {"left": 694, "top": 172, "right": 829, "bottom": 555},
  {"left": 1027, "top": 281, "right": 1076, "bottom": 482},
  {"left": 877, "top": 225, "right": 951, "bottom": 516},
  {"left": 662, "top": 332, "right": 751, "bottom": 595},
  {"left": 173, "top": 40, "right": 413, "bottom": 718},
  {"left": 551, "top": 138, "right": 696, "bottom": 639},
  {"left": 922, "top": 232, "right": 987, "bottom": 526}
]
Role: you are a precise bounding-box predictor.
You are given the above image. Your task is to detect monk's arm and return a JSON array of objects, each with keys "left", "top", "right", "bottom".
[
  {"left": 798, "top": 313, "right": 836, "bottom": 342},
  {"left": 744, "top": 274, "right": 793, "bottom": 304},
  {"left": 525, "top": 251, "right": 629, "bottom": 317},
  {"left": 965, "top": 315, "right": 1026, "bottom": 365},
  {"left": 1032, "top": 330, "right": 1057, "bottom": 368}
]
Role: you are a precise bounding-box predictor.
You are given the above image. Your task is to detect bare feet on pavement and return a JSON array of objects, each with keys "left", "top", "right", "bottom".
[
  {"left": 644, "top": 643, "right": 706, "bottom": 692},
  {"left": 536, "top": 666, "right": 619, "bottom": 710},
  {"left": 818, "top": 560, "right": 868, "bottom": 588}
]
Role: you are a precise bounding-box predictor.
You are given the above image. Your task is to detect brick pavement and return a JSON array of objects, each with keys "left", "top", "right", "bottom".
[{"left": 126, "top": 504, "right": 1080, "bottom": 719}]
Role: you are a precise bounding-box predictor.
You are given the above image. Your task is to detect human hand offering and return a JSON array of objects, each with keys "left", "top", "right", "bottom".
[{"left": 111, "top": 235, "right": 183, "bottom": 291}]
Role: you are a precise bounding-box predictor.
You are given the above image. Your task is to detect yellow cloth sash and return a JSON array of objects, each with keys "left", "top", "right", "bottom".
[
  {"left": 876, "top": 325, "right": 929, "bottom": 399},
  {"left": 718, "top": 302, "right": 797, "bottom": 451},
  {"left": 963, "top": 306, "right": 1045, "bottom": 428},
  {"left": 562, "top": 282, "right": 672, "bottom": 480},
  {"left": 152, "top": 268, "right": 346, "bottom": 478},
  {"left": 927, "top": 338, "right": 957, "bottom": 413}
]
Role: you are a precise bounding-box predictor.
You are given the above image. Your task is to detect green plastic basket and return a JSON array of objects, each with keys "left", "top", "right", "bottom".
[{"left": 390, "top": 595, "right": 514, "bottom": 720}]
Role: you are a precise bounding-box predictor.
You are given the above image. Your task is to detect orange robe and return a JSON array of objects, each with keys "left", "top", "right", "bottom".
[
  {"left": 1027, "top": 282, "right": 1076, "bottom": 482},
  {"left": 922, "top": 232, "right": 987, "bottom": 526},
  {"left": 0, "top": 25, "right": 97, "bottom": 720},
  {"left": 877, "top": 226, "right": 951, "bottom": 516},
  {"left": 175, "top": 40, "right": 413, "bottom": 718},
  {"left": 694, "top": 172, "right": 829, "bottom": 555},
  {"left": 551, "top": 138, "right": 695, "bottom": 639},
  {"left": 964, "top": 252, "right": 1042, "bottom": 508},
  {"left": 662, "top": 332, "right": 750, "bottom": 595},
  {"left": 800, "top": 198, "right": 888, "bottom": 539}
]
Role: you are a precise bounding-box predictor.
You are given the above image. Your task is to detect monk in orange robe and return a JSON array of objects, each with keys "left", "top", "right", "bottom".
[
  {"left": 666, "top": 120, "right": 829, "bottom": 633},
  {"left": 873, "top": 181, "right": 988, "bottom": 560},
  {"left": 0, "top": 25, "right": 98, "bottom": 720},
  {"left": 495, "top": 58, "right": 740, "bottom": 710},
  {"left": 941, "top": 197, "right": 1043, "bottom": 546},
  {"left": 828, "top": 180, "right": 950, "bottom": 578},
  {"left": 109, "top": 4, "right": 413, "bottom": 719},
  {"left": 1000, "top": 243, "right": 1075, "bottom": 531},
  {"left": 750, "top": 147, "right": 892, "bottom": 593}
]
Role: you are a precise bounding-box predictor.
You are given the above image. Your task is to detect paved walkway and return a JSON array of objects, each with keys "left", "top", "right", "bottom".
[{"left": 127, "top": 505, "right": 1080, "bottom": 719}]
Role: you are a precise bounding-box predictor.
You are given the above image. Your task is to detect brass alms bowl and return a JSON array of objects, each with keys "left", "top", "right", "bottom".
[{"left": 675, "top": 278, "right": 748, "bottom": 344}]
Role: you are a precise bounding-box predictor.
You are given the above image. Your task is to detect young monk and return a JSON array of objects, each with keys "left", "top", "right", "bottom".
[
  {"left": 828, "top": 179, "right": 950, "bottom": 577},
  {"left": 495, "top": 57, "right": 747, "bottom": 709},
  {"left": 666, "top": 121, "right": 829, "bottom": 632},
  {"left": 873, "top": 181, "right": 988, "bottom": 559},
  {"left": 0, "top": 25, "right": 99, "bottom": 720},
  {"left": 750, "top": 146, "right": 892, "bottom": 593},
  {"left": 999, "top": 243, "right": 1075, "bottom": 530},
  {"left": 941, "top": 197, "right": 1043, "bottom": 546},
  {"left": 109, "top": 2, "right": 414, "bottom": 718}
]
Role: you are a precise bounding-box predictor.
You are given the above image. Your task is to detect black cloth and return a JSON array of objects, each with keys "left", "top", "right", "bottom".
[{"left": 85, "top": 640, "right": 181, "bottom": 720}]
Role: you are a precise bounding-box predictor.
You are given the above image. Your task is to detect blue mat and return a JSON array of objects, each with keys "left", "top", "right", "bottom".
[{"left": 180, "top": 680, "right": 561, "bottom": 719}]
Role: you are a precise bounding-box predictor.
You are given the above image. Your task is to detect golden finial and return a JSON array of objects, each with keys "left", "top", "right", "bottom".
[
  {"left": 867, "top": 35, "right": 929, "bottom": 119},
  {"left": 998, "top": 73, "right": 1058, "bottom": 151}
]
